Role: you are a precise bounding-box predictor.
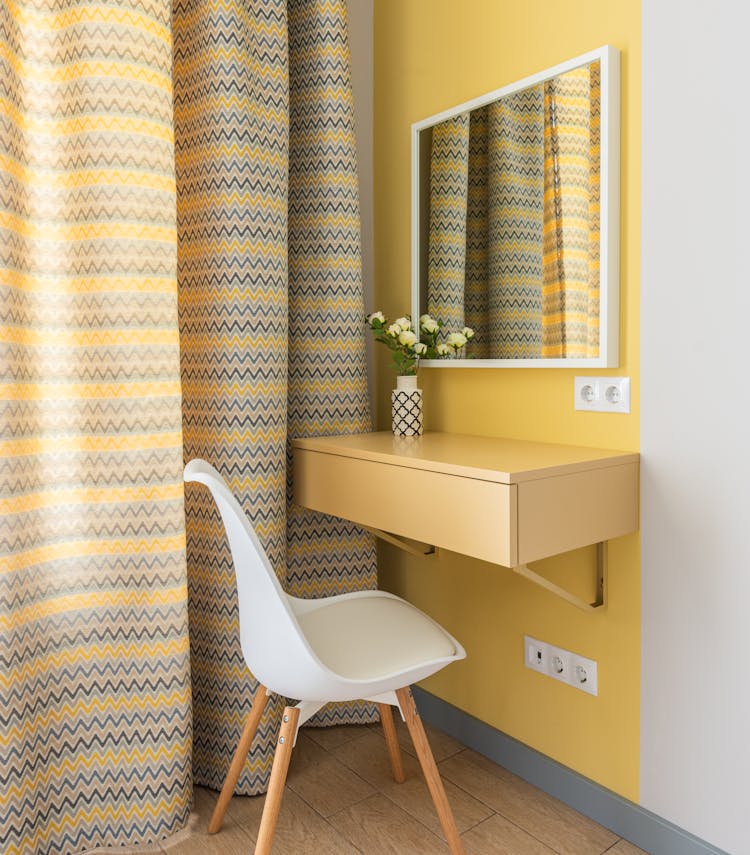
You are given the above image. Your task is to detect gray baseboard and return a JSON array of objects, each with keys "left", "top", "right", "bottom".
[{"left": 412, "top": 687, "right": 729, "bottom": 855}]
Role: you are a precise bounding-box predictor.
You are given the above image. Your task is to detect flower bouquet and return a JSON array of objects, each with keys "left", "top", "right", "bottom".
[
  {"left": 365, "top": 312, "right": 474, "bottom": 436},
  {"left": 365, "top": 312, "right": 474, "bottom": 376}
]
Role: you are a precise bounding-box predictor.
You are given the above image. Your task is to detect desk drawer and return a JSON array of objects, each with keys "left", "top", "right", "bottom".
[
  {"left": 294, "top": 449, "right": 517, "bottom": 566},
  {"left": 517, "top": 462, "right": 639, "bottom": 564}
]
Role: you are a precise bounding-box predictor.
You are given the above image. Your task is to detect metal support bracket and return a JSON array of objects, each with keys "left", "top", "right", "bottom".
[
  {"left": 362, "top": 525, "right": 436, "bottom": 557},
  {"left": 512, "top": 542, "right": 607, "bottom": 613}
]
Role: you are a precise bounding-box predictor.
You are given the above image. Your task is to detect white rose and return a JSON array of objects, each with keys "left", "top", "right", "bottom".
[
  {"left": 387, "top": 323, "right": 402, "bottom": 337},
  {"left": 446, "top": 332, "right": 467, "bottom": 349},
  {"left": 436, "top": 343, "right": 453, "bottom": 356},
  {"left": 394, "top": 316, "right": 411, "bottom": 330},
  {"left": 367, "top": 311, "right": 386, "bottom": 325},
  {"left": 398, "top": 330, "right": 417, "bottom": 347},
  {"left": 421, "top": 316, "right": 439, "bottom": 334},
  {"left": 414, "top": 342, "right": 428, "bottom": 355},
  {"left": 461, "top": 326, "right": 475, "bottom": 340}
]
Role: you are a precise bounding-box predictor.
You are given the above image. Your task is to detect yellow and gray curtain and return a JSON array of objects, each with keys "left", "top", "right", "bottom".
[
  {"left": 485, "top": 88, "right": 545, "bottom": 358},
  {"left": 427, "top": 113, "right": 470, "bottom": 334},
  {"left": 0, "top": 1, "right": 191, "bottom": 854},
  {"left": 542, "top": 64, "right": 601, "bottom": 358},
  {"left": 1, "top": 0, "right": 373, "bottom": 852},
  {"left": 427, "top": 63, "right": 600, "bottom": 358},
  {"left": 174, "top": 0, "right": 376, "bottom": 796}
]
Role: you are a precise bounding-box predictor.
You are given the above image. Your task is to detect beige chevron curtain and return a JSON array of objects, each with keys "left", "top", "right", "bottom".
[
  {"left": 174, "top": 0, "right": 376, "bottom": 797},
  {"left": 486, "top": 89, "right": 545, "bottom": 358},
  {"left": 427, "top": 63, "right": 601, "bottom": 358},
  {"left": 1, "top": 0, "right": 373, "bottom": 853},
  {"left": 0, "top": 1, "right": 191, "bottom": 854},
  {"left": 426, "top": 113, "right": 470, "bottom": 334},
  {"left": 542, "top": 63, "right": 601, "bottom": 358}
]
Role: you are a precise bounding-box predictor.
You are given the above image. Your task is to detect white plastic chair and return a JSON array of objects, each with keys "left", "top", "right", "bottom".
[{"left": 184, "top": 459, "right": 467, "bottom": 854}]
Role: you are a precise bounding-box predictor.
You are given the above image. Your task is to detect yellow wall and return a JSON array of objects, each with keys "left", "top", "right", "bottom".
[{"left": 373, "top": 0, "right": 641, "bottom": 799}]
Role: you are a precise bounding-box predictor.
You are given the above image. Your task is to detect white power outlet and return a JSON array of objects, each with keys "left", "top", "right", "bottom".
[
  {"left": 574, "top": 376, "right": 630, "bottom": 414},
  {"left": 570, "top": 651, "right": 598, "bottom": 696},
  {"left": 523, "top": 635, "right": 598, "bottom": 696},
  {"left": 548, "top": 650, "right": 571, "bottom": 685}
]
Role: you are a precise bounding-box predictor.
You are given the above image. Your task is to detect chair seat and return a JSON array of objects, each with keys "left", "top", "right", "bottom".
[{"left": 296, "top": 593, "right": 458, "bottom": 681}]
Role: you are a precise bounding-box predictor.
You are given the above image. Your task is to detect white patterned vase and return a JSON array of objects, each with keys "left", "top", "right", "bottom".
[{"left": 391, "top": 375, "right": 423, "bottom": 436}]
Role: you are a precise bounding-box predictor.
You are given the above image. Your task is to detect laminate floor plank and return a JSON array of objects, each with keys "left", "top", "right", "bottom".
[
  {"left": 329, "top": 792, "right": 447, "bottom": 855},
  {"left": 188, "top": 785, "right": 225, "bottom": 833},
  {"left": 333, "top": 728, "right": 423, "bottom": 787},
  {"left": 460, "top": 813, "right": 559, "bottom": 854},
  {"left": 391, "top": 716, "right": 465, "bottom": 763},
  {"left": 258, "top": 789, "right": 361, "bottom": 854},
  {"left": 440, "top": 749, "right": 618, "bottom": 855},
  {"left": 285, "top": 737, "right": 376, "bottom": 817},
  {"left": 287, "top": 730, "right": 330, "bottom": 776},
  {"left": 159, "top": 822, "right": 254, "bottom": 855},
  {"left": 606, "top": 840, "right": 651, "bottom": 854},
  {"left": 304, "top": 722, "right": 373, "bottom": 751},
  {"left": 333, "top": 729, "right": 492, "bottom": 837},
  {"left": 384, "top": 772, "right": 494, "bottom": 840},
  {"left": 221, "top": 787, "right": 265, "bottom": 831}
]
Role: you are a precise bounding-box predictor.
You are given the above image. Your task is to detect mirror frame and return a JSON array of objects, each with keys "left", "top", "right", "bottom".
[{"left": 411, "top": 45, "right": 620, "bottom": 368}]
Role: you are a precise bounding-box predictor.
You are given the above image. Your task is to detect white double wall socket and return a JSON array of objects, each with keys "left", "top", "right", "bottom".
[
  {"left": 524, "top": 635, "right": 598, "bottom": 696},
  {"left": 574, "top": 376, "right": 630, "bottom": 413}
]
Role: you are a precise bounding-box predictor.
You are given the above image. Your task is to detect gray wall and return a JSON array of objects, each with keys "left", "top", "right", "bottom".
[{"left": 641, "top": 3, "right": 750, "bottom": 852}]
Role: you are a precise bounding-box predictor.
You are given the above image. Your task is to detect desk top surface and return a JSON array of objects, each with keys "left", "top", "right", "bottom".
[{"left": 292, "top": 431, "right": 639, "bottom": 484}]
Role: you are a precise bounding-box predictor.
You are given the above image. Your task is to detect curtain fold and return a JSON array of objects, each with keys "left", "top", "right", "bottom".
[
  {"left": 464, "top": 107, "right": 489, "bottom": 357},
  {"left": 286, "top": 0, "right": 375, "bottom": 601},
  {"left": 174, "top": 0, "right": 376, "bottom": 795},
  {"left": 487, "top": 88, "right": 545, "bottom": 358},
  {"left": 173, "top": 0, "right": 290, "bottom": 795},
  {"left": 426, "top": 64, "right": 601, "bottom": 359},
  {"left": 286, "top": 0, "right": 377, "bottom": 728},
  {"left": 542, "top": 64, "right": 601, "bottom": 358},
  {"left": 426, "top": 113, "right": 469, "bottom": 333},
  {"left": 0, "top": 1, "right": 191, "bottom": 853}
]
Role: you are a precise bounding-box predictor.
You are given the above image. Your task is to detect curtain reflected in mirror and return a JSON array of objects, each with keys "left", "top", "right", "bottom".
[{"left": 424, "top": 61, "right": 601, "bottom": 359}]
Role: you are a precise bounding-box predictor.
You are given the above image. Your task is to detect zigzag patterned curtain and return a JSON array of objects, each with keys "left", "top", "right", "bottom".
[
  {"left": 542, "top": 63, "right": 601, "bottom": 357},
  {"left": 426, "top": 113, "right": 469, "bottom": 333},
  {"left": 464, "top": 107, "right": 490, "bottom": 357},
  {"left": 174, "top": 0, "right": 376, "bottom": 796},
  {"left": 427, "top": 93, "right": 546, "bottom": 358},
  {"left": 0, "top": 1, "right": 191, "bottom": 854},
  {"left": 427, "top": 66, "right": 601, "bottom": 359},
  {"left": 486, "top": 89, "right": 545, "bottom": 358}
]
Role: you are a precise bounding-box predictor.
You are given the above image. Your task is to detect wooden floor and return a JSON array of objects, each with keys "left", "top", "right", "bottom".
[{"left": 88, "top": 718, "right": 649, "bottom": 855}]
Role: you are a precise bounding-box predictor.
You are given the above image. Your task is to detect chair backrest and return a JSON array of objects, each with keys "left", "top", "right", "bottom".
[{"left": 184, "top": 459, "right": 323, "bottom": 697}]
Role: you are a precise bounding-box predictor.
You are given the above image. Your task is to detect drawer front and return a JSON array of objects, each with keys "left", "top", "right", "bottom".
[
  {"left": 517, "top": 462, "right": 639, "bottom": 564},
  {"left": 294, "top": 449, "right": 517, "bottom": 566}
]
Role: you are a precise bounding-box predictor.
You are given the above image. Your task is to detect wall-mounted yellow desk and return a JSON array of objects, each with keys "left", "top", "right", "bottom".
[{"left": 292, "top": 432, "right": 639, "bottom": 611}]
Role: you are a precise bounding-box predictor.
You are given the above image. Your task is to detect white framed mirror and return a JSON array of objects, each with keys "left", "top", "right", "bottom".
[{"left": 412, "top": 45, "right": 620, "bottom": 368}]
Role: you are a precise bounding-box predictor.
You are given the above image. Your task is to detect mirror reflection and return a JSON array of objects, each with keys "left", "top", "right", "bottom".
[{"left": 419, "top": 60, "right": 603, "bottom": 360}]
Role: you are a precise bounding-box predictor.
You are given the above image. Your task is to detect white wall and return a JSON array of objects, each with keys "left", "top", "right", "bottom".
[
  {"left": 641, "top": 3, "right": 750, "bottom": 852},
  {"left": 346, "top": 0, "right": 375, "bottom": 420}
]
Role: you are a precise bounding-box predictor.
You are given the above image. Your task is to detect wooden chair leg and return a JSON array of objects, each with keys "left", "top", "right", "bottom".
[
  {"left": 378, "top": 702, "right": 405, "bottom": 783},
  {"left": 254, "top": 705, "right": 300, "bottom": 855},
  {"left": 208, "top": 683, "right": 269, "bottom": 834},
  {"left": 395, "top": 687, "right": 465, "bottom": 855}
]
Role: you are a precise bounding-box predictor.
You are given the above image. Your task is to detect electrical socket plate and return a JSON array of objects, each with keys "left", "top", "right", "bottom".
[
  {"left": 523, "top": 635, "right": 598, "bottom": 696},
  {"left": 574, "top": 376, "right": 630, "bottom": 413}
]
